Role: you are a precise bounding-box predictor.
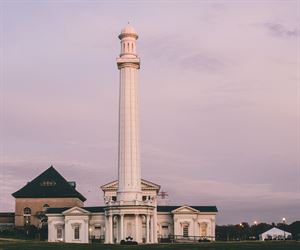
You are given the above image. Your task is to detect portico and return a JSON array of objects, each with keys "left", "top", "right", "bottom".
[{"left": 104, "top": 208, "right": 155, "bottom": 243}]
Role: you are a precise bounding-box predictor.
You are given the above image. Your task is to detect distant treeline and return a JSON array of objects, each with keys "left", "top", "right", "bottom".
[{"left": 216, "top": 221, "right": 300, "bottom": 241}]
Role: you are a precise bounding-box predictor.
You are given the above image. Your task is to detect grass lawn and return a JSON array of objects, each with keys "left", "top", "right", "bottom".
[{"left": 0, "top": 239, "right": 299, "bottom": 250}]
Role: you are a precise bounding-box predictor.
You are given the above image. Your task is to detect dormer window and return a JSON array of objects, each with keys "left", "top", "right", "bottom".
[{"left": 40, "top": 180, "right": 56, "bottom": 187}]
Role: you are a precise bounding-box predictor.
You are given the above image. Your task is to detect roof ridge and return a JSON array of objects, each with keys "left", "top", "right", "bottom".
[{"left": 12, "top": 166, "right": 86, "bottom": 202}]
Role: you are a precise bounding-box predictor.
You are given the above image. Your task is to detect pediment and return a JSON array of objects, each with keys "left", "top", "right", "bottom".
[
  {"left": 101, "top": 180, "right": 118, "bottom": 191},
  {"left": 172, "top": 205, "right": 199, "bottom": 214},
  {"left": 62, "top": 206, "right": 90, "bottom": 215},
  {"left": 141, "top": 179, "right": 161, "bottom": 190},
  {"left": 101, "top": 179, "right": 160, "bottom": 191}
]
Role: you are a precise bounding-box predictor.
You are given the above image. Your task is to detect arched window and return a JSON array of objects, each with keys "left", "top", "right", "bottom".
[
  {"left": 23, "top": 207, "right": 31, "bottom": 226},
  {"left": 43, "top": 204, "right": 50, "bottom": 212},
  {"left": 131, "top": 43, "right": 134, "bottom": 52},
  {"left": 127, "top": 43, "right": 129, "bottom": 51},
  {"left": 23, "top": 207, "right": 31, "bottom": 215}
]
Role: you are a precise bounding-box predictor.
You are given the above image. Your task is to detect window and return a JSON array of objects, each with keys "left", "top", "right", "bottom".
[
  {"left": 57, "top": 227, "right": 63, "bottom": 239},
  {"left": 24, "top": 215, "right": 31, "bottom": 226},
  {"left": 162, "top": 225, "right": 168, "bottom": 229},
  {"left": 40, "top": 180, "right": 56, "bottom": 187},
  {"left": 43, "top": 204, "right": 50, "bottom": 212},
  {"left": 142, "top": 195, "right": 151, "bottom": 201},
  {"left": 200, "top": 223, "right": 207, "bottom": 237},
  {"left": 183, "top": 225, "right": 189, "bottom": 237},
  {"left": 23, "top": 207, "right": 31, "bottom": 215},
  {"left": 23, "top": 207, "right": 31, "bottom": 226},
  {"left": 112, "top": 196, "right": 117, "bottom": 201},
  {"left": 74, "top": 226, "right": 80, "bottom": 240}
]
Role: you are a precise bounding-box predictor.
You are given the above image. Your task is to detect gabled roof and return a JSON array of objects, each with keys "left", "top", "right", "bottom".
[
  {"left": 101, "top": 179, "right": 161, "bottom": 192},
  {"left": 12, "top": 166, "right": 86, "bottom": 202},
  {"left": 157, "top": 205, "right": 218, "bottom": 213},
  {"left": 62, "top": 206, "right": 91, "bottom": 215},
  {"left": 260, "top": 227, "right": 291, "bottom": 235},
  {"left": 47, "top": 206, "right": 105, "bottom": 214}
]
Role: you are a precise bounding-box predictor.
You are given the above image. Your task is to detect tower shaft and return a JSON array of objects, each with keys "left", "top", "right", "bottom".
[{"left": 116, "top": 27, "right": 141, "bottom": 202}]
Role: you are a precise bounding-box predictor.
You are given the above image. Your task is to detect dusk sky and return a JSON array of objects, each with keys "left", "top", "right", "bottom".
[{"left": 0, "top": 0, "right": 299, "bottom": 225}]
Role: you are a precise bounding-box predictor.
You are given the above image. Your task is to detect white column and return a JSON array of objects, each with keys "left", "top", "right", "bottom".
[
  {"left": 193, "top": 218, "right": 196, "bottom": 237},
  {"left": 104, "top": 216, "right": 109, "bottom": 243},
  {"left": 153, "top": 210, "right": 158, "bottom": 243},
  {"left": 109, "top": 215, "right": 113, "bottom": 243},
  {"left": 146, "top": 215, "right": 150, "bottom": 243},
  {"left": 135, "top": 214, "right": 139, "bottom": 242},
  {"left": 120, "top": 214, "right": 124, "bottom": 241},
  {"left": 150, "top": 216, "right": 154, "bottom": 243}
]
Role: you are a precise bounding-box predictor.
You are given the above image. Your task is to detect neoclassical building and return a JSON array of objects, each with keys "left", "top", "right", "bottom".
[{"left": 47, "top": 25, "right": 217, "bottom": 244}]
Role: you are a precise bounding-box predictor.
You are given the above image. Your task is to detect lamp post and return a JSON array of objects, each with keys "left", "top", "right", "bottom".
[
  {"left": 239, "top": 223, "right": 244, "bottom": 241},
  {"left": 282, "top": 218, "right": 286, "bottom": 241},
  {"left": 253, "top": 221, "right": 258, "bottom": 240}
]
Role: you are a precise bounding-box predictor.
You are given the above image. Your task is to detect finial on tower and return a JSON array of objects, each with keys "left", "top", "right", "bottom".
[{"left": 119, "top": 24, "right": 138, "bottom": 39}]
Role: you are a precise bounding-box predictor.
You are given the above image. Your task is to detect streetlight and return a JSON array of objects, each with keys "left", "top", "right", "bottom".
[
  {"left": 253, "top": 221, "right": 258, "bottom": 240},
  {"left": 282, "top": 218, "right": 286, "bottom": 241},
  {"left": 239, "top": 223, "right": 244, "bottom": 241}
]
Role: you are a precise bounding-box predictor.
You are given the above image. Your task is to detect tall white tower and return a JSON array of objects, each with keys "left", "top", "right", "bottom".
[{"left": 116, "top": 25, "right": 142, "bottom": 202}]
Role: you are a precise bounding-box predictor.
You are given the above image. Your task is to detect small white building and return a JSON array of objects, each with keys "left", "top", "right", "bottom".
[{"left": 259, "top": 227, "right": 291, "bottom": 241}]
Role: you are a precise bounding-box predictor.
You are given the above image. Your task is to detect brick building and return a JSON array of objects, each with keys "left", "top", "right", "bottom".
[{"left": 12, "top": 166, "right": 86, "bottom": 227}]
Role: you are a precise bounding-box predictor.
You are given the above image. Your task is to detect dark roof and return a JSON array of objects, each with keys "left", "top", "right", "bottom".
[
  {"left": 157, "top": 206, "right": 218, "bottom": 213},
  {"left": 47, "top": 206, "right": 105, "bottom": 214},
  {"left": 12, "top": 166, "right": 86, "bottom": 202}
]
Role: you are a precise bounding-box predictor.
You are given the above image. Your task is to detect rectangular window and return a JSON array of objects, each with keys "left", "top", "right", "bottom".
[
  {"left": 23, "top": 216, "right": 31, "bottom": 226},
  {"left": 183, "top": 225, "right": 189, "bottom": 237},
  {"left": 74, "top": 226, "right": 80, "bottom": 240},
  {"left": 57, "top": 227, "right": 63, "bottom": 239},
  {"left": 162, "top": 225, "right": 168, "bottom": 229}
]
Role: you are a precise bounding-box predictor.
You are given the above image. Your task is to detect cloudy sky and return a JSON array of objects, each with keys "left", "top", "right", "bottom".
[{"left": 0, "top": 0, "right": 299, "bottom": 225}]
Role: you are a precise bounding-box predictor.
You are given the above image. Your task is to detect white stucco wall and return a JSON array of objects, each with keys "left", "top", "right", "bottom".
[
  {"left": 48, "top": 215, "right": 65, "bottom": 242},
  {"left": 64, "top": 215, "right": 89, "bottom": 243}
]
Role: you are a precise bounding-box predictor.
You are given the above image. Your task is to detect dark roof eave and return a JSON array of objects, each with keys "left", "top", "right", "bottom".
[{"left": 157, "top": 205, "right": 218, "bottom": 213}]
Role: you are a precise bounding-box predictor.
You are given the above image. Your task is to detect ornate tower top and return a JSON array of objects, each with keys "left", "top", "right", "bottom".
[
  {"left": 118, "top": 25, "right": 139, "bottom": 60},
  {"left": 119, "top": 24, "right": 138, "bottom": 39}
]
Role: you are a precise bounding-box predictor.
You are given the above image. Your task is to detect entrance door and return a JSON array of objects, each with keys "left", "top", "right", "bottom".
[{"left": 162, "top": 225, "right": 169, "bottom": 238}]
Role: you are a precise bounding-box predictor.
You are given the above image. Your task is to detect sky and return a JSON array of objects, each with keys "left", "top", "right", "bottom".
[{"left": 0, "top": 0, "right": 299, "bottom": 225}]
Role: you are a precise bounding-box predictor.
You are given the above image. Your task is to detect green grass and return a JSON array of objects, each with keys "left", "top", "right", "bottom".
[{"left": 0, "top": 239, "right": 299, "bottom": 250}]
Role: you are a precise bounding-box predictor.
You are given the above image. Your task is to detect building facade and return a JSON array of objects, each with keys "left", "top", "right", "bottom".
[
  {"left": 47, "top": 25, "right": 217, "bottom": 244},
  {"left": 47, "top": 179, "right": 217, "bottom": 243}
]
